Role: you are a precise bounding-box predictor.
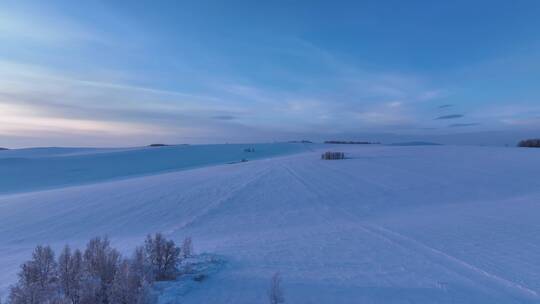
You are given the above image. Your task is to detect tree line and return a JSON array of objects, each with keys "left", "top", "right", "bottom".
[{"left": 518, "top": 139, "right": 540, "bottom": 148}]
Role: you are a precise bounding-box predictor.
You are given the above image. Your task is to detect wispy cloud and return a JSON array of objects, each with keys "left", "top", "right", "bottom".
[
  {"left": 435, "top": 114, "right": 464, "bottom": 120},
  {"left": 0, "top": 8, "right": 103, "bottom": 46},
  {"left": 212, "top": 115, "right": 237, "bottom": 121}
]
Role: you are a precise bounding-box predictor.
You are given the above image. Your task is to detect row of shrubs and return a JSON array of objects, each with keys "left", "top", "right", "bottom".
[
  {"left": 518, "top": 139, "right": 540, "bottom": 148},
  {"left": 5, "top": 233, "right": 192, "bottom": 304}
]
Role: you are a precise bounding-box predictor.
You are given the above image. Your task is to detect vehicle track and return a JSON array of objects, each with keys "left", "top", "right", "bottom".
[
  {"left": 164, "top": 165, "right": 273, "bottom": 236},
  {"left": 280, "top": 161, "right": 540, "bottom": 302}
]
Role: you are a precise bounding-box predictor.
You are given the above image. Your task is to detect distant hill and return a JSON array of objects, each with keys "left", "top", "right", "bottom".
[{"left": 0, "top": 147, "right": 8, "bottom": 151}]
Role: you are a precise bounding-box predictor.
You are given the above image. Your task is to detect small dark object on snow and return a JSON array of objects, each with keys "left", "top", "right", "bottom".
[
  {"left": 321, "top": 151, "right": 345, "bottom": 160},
  {"left": 193, "top": 274, "right": 207, "bottom": 282},
  {"left": 244, "top": 147, "right": 255, "bottom": 152}
]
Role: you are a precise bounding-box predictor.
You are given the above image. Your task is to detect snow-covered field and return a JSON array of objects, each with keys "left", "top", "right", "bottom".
[
  {"left": 1, "top": 144, "right": 540, "bottom": 303},
  {"left": 0, "top": 143, "right": 309, "bottom": 194}
]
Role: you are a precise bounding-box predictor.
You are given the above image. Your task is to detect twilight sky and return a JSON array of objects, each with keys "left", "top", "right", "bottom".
[{"left": 1, "top": 0, "right": 540, "bottom": 147}]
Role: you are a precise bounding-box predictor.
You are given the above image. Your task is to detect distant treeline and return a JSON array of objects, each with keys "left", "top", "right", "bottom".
[
  {"left": 518, "top": 139, "right": 540, "bottom": 148},
  {"left": 148, "top": 144, "right": 170, "bottom": 147},
  {"left": 288, "top": 140, "right": 313, "bottom": 144},
  {"left": 324, "top": 141, "right": 379, "bottom": 145}
]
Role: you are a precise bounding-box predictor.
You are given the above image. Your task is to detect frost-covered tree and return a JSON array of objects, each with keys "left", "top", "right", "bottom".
[
  {"left": 8, "top": 245, "right": 59, "bottom": 304},
  {"left": 144, "top": 234, "right": 181, "bottom": 281},
  {"left": 58, "top": 246, "right": 83, "bottom": 304},
  {"left": 268, "top": 272, "right": 284, "bottom": 304},
  {"left": 82, "top": 237, "right": 120, "bottom": 304},
  {"left": 131, "top": 246, "right": 153, "bottom": 284},
  {"left": 8, "top": 234, "right": 189, "bottom": 304},
  {"left": 181, "top": 237, "right": 193, "bottom": 258},
  {"left": 109, "top": 257, "right": 156, "bottom": 304}
]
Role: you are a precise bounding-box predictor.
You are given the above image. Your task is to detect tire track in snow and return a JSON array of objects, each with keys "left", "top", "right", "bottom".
[
  {"left": 278, "top": 163, "right": 338, "bottom": 223},
  {"left": 280, "top": 160, "right": 540, "bottom": 302},
  {"left": 359, "top": 224, "right": 540, "bottom": 301},
  {"left": 163, "top": 165, "right": 273, "bottom": 236}
]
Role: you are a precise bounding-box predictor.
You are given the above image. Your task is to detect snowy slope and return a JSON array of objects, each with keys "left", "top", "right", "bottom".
[
  {"left": 1, "top": 145, "right": 540, "bottom": 303},
  {"left": 0, "top": 143, "right": 311, "bottom": 194}
]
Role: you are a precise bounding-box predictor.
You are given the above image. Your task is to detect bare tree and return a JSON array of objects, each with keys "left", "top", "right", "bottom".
[
  {"left": 58, "top": 246, "right": 83, "bottom": 304},
  {"left": 144, "top": 233, "right": 180, "bottom": 281},
  {"left": 131, "top": 246, "right": 153, "bottom": 284},
  {"left": 82, "top": 237, "right": 120, "bottom": 304},
  {"left": 8, "top": 234, "right": 188, "bottom": 304},
  {"left": 109, "top": 259, "right": 136, "bottom": 304},
  {"left": 181, "top": 237, "right": 193, "bottom": 258},
  {"left": 268, "top": 272, "right": 284, "bottom": 304},
  {"left": 8, "top": 245, "right": 59, "bottom": 304}
]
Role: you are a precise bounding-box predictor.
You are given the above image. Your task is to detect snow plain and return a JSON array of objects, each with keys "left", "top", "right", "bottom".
[{"left": 1, "top": 143, "right": 540, "bottom": 303}]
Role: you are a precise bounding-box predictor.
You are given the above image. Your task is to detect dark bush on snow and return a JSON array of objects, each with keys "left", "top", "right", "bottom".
[
  {"left": 321, "top": 151, "right": 345, "bottom": 160},
  {"left": 144, "top": 233, "right": 180, "bottom": 281},
  {"left": 518, "top": 139, "right": 540, "bottom": 148},
  {"left": 7, "top": 234, "right": 192, "bottom": 304}
]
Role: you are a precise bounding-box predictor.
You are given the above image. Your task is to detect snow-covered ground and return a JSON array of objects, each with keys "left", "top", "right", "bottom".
[
  {"left": 0, "top": 143, "right": 310, "bottom": 194},
  {"left": 1, "top": 144, "right": 540, "bottom": 303}
]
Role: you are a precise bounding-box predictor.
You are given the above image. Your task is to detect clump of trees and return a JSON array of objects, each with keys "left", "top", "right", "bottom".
[
  {"left": 7, "top": 233, "right": 193, "bottom": 304},
  {"left": 518, "top": 139, "right": 540, "bottom": 148},
  {"left": 321, "top": 151, "right": 345, "bottom": 160}
]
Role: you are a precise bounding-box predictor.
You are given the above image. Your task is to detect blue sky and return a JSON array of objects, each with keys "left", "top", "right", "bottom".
[{"left": 1, "top": 0, "right": 540, "bottom": 147}]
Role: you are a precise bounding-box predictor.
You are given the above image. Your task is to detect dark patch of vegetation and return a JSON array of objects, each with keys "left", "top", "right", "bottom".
[
  {"left": 7, "top": 233, "right": 194, "bottom": 304},
  {"left": 287, "top": 140, "right": 313, "bottom": 144},
  {"left": 518, "top": 139, "right": 540, "bottom": 148},
  {"left": 227, "top": 158, "right": 249, "bottom": 165},
  {"left": 192, "top": 274, "right": 207, "bottom": 282},
  {"left": 324, "top": 140, "right": 379, "bottom": 144},
  {"left": 321, "top": 151, "right": 345, "bottom": 160},
  {"left": 148, "top": 144, "right": 170, "bottom": 147}
]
